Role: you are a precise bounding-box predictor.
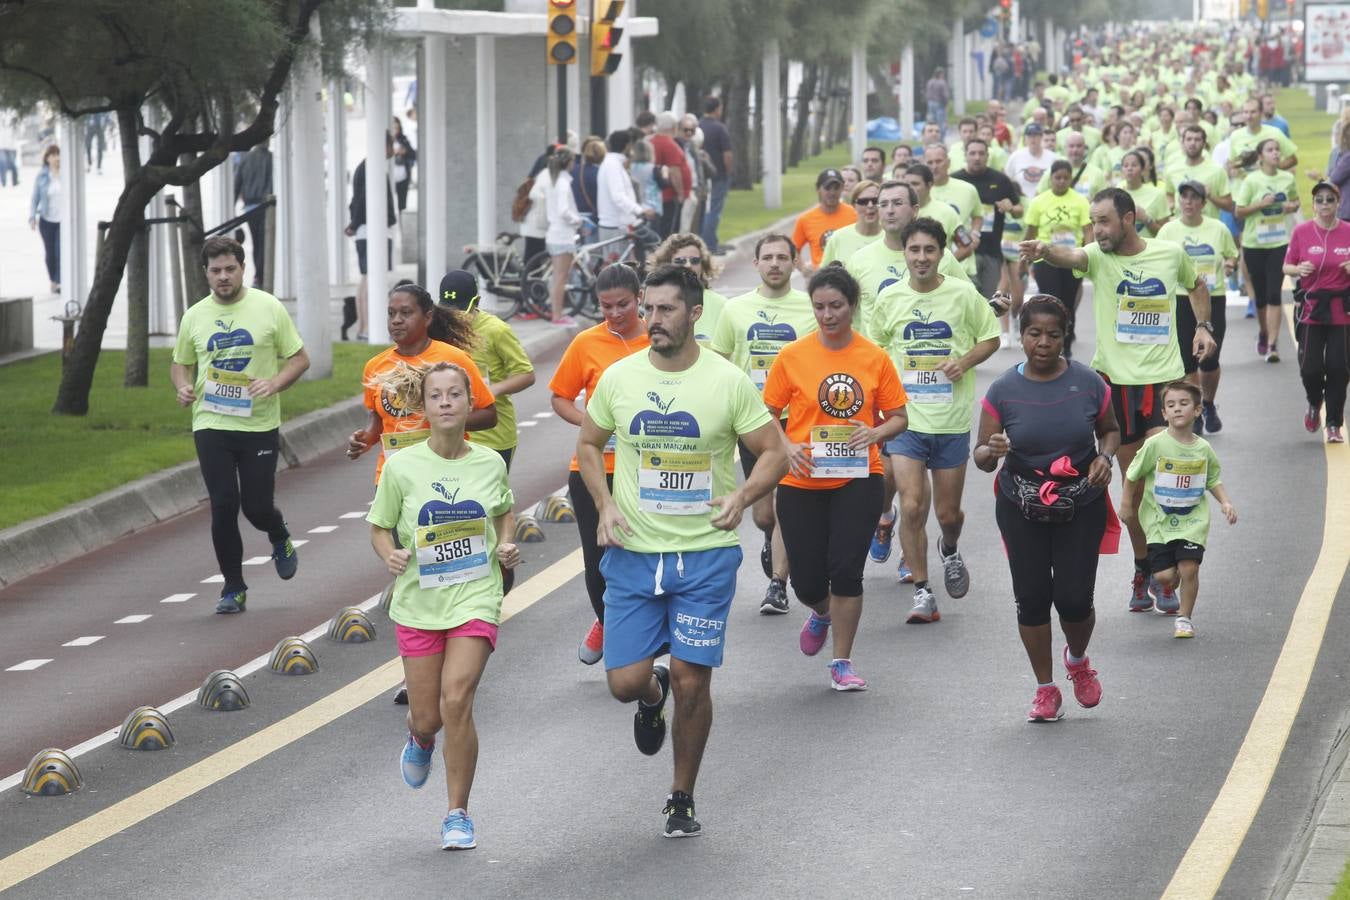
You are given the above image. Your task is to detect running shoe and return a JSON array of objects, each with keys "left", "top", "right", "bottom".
[
  {"left": 441, "top": 809, "right": 476, "bottom": 850},
  {"left": 760, "top": 536, "right": 773, "bottom": 579},
  {"left": 1128, "top": 572, "right": 1152, "bottom": 612},
  {"left": 271, "top": 537, "right": 298, "bottom": 580},
  {"left": 1256, "top": 335, "right": 1268, "bottom": 357},
  {"left": 550, "top": 315, "right": 578, "bottom": 327},
  {"left": 905, "top": 586, "right": 940, "bottom": 624},
  {"left": 1174, "top": 616, "right": 1196, "bottom": 639},
  {"left": 662, "top": 791, "right": 702, "bottom": 838},
  {"left": 633, "top": 664, "right": 670, "bottom": 756},
  {"left": 897, "top": 556, "right": 913, "bottom": 583},
  {"left": 760, "top": 578, "right": 789, "bottom": 615},
  {"left": 1328, "top": 426, "right": 1346, "bottom": 444},
  {"left": 1027, "top": 685, "right": 1064, "bottom": 722},
  {"left": 938, "top": 540, "right": 970, "bottom": 598},
  {"left": 1062, "top": 646, "right": 1102, "bottom": 708},
  {"left": 1306, "top": 405, "right": 1322, "bottom": 433},
  {"left": 799, "top": 613, "right": 830, "bottom": 656},
  {"left": 1192, "top": 414, "right": 1204, "bottom": 436},
  {"left": 869, "top": 514, "right": 896, "bottom": 563},
  {"left": 1151, "top": 577, "right": 1180, "bottom": 615},
  {"left": 1246, "top": 297, "right": 1256, "bottom": 319},
  {"left": 1267, "top": 346, "right": 1280, "bottom": 363},
  {"left": 215, "top": 590, "right": 246, "bottom": 614},
  {"left": 829, "top": 659, "right": 868, "bottom": 691},
  {"left": 393, "top": 684, "right": 408, "bottom": 705},
  {"left": 578, "top": 619, "right": 604, "bottom": 665},
  {"left": 401, "top": 735, "right": 434, "bottom": 789},
  {"left": 1202, "top": 403, "right": 1223, "bottom": 434}
]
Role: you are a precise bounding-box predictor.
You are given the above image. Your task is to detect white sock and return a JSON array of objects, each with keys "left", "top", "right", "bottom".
[
  {"left": 1066, "top": 651, "right": 1085, "bottom": 665},
  {"left": 1038, "top": 681, "right": 1054, "bottom": 689}
]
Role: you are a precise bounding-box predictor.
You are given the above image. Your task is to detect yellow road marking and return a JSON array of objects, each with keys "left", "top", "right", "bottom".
[
  {"left": 1164, "top": 309, "right": 1350, "bottom": 898},
  {"left": 0, "top": 548, "right": 586, "bottom": 892}
]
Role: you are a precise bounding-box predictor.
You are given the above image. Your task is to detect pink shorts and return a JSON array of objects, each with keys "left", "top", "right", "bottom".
[{"left": 395, "top": 620, "right": 499, "bottom": 657}]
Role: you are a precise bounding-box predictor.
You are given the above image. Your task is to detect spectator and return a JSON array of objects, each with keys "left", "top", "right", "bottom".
[
  {"left": 572, "top": 137, "right": 604, "bottom": 244},
  {"left": 518, "top": 156, "right": 551, "bottom": 273},
  {"left": 925, "top": 67, "right": 950, "bottom": 137},
  {"left": 391, "top": 116, "right": 417, "bottom": 214},
  {"left": 698, "top": 96, "right": 733, "bottom": 254},
  {"left": 84, "top": 111, "right": 108, "bottom": 176},
  {"left": 628, "top": 136, "right": 663, "bottom": 215},
  {"left": 0, "top": 113, "right": 18, "bottom": 188},
  {"left": 233, "top": 143, "right": 273, "bottom": 288},
  {"left": 635, "top": 110, "right": 656, "bottom": 136},
  {"left": 29, "top": 143, "right": 61, "bottom": 294},
  {"left": 544, "top": 146, "right": 583, "bottom": 325},
  {"left": 343, "top": 132, "right": 397, "bottom": 341},
  {"left": 596, "top": 129, "right": 658, "bottom": 265},
  {"left": 650, "top": 111, "right": 691, "bottom": 238},
  {"left": 678, "top": 114, "right": 704, "bottom": 233}
]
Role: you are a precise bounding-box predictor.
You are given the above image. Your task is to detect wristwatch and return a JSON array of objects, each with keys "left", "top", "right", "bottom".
[
  {"left": 1196, "top": 321, "right": 1215, "bottom": 333},
  {"left": 1099, "top": 452, "right": 1114, "bottom": 467}
]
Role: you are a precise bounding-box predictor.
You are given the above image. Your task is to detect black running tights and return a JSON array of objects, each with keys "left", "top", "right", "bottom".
[{"left": 194, "top": 428, "right": 289, "bottom": 594}]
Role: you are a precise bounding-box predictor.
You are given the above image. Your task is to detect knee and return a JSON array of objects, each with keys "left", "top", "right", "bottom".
[
  {"left": 438, "top": 682, "right": 477, "bottom": 726},
  {"left": 208, "top": 487, "right": 241, "bottom": 515},
  {"left": 898, "top": 493, "right": 925, "bottom": 523},
  {"left": 1015, "top": 596, "right": 1053, "bottom": 628},
  {"left": 751, "top": 503, "right": 776, "bottom": 532},
  {"left": 606, "top": 670, "right": 650, "bottom": 704},
  {"left": 408, "top": 707, "right": 441, "bottom": 738},
  {"left": 669, "top": 665, "right": 710, "bottom": 705},
  {"left": 935, "top": 505, "right": 964, "bottom": 531}
]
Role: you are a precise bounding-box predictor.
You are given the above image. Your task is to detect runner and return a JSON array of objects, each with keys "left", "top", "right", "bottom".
[
  {"left": 1123, "top": 381, "right": 1238, "bottom": 639},
  {"left": 651, "top": 232, "right": 727, "bottom": 346},
  {"left": 1019, "top": 187, "right": 1217, "bottom": 614},
  {"left": 820, "top": 180, "right": 883, "bottom": 268},
  {"left": 904, "top": 163, "right": 972, "bottom": 272},
  {"left": 710, "top": 233, "right": 817, "bottom": 614},
  {"left": 1038, "top": 131, "right": 1106, "bottom": 201},
  {"left": 1163, "top": 125, "right": 1233, "bottom": 221},
  {"left": 1233, "top": 137, "right": 1299, "bottom": 362},
  {"left": 550, "top": 263, "right": 651, "bottom": 664},
  {"left": 974, "top": 295, "right": 1119, "bottom": 721},
  {"left": 577, "top": 263, "right": 787, "bottom": 837},
  {"left": 171, "top": 235, "right": 310, "bottom": 615},
  {"left": 763, "top": 266, "right": 908, "bottom": 690},
  {"left": 1022, "top": 160, "right": 1092, "bottom": 357},
  {"left": 953, "top": 137, "right": 1022, "bottom": 334},
  {"left": 792, "top": 168, "right": 858, "bottom": 277},
  {"left": 868, "top": 218, "right": 1001, "bottom": 623},
  {"left": 1119, "top": 149, "right": 1170, "bottom": 237},
  {"left": 925, "top": 143, "right": 984, "bottom": 277},
  {"left": 1283, "top": 181, "right": 1350, "bottom": 443},
  {"left": 366, "top": 361, "right": 520, "bottom": 850},
  {"left": 1157, "top": 181, "right": 1239, "bottom": 434}
]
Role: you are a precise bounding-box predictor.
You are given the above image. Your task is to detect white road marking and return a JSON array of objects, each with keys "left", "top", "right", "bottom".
[
  {"left": 160, "top": 593, "right": 195, "bottom": 604},
  {"left": 518, "top": 420, "right": 537, "bottom": 427},
  {"left": 531, "top": 411, "right": 552, "bottom": 419},
  {"left": 242, "top": 556, "right": 271, "bottom": 566},
  {"left": 114, "top": 615, "right": 152, "bottom": 625},
  {"left": 5, "top": 659, "right": 53, "bottom": 672},
  {"left": 62, "top": 636, "right": 105, "bottom": 647},
  {"left": 201, "top": 575, "right": 224, "bottom": 584},
  {"left": 307, "top": 526, "right": 338, "bottom": 534},
  {"left": 290, "top": 539, "right": 308, "bottom": 548},
  {"left": 339, "top": 511, "right": 366, "bottom": 519}
]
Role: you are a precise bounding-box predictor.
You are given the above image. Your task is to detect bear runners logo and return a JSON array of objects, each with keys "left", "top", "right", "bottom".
[{"left": 818, "top": 373, "right": 864, "bottom": 418}]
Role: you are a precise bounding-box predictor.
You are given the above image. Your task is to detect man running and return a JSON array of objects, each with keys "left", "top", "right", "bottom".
[
  {"left": 953, "top": 137, "right": 1022, "bottom": 332},
  {"left": 578, "top": 264, "right": 786, "bottom": 838},
  {"left": 792, "top": 168, "right": 858, "bottom": 277}
]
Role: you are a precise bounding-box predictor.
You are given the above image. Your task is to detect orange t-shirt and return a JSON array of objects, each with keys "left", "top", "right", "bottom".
[
  {"left": 792, "top": 204, "right": 858, "bottom": 267},
  {"left": 362, "top": 341, "right": 495, "bottom": 484},
  {"left": 762, "top": 331, "right": 908, "bottom": 491},
  {"left": 548, "top": 322, "right": 650, "bottom": 473}
]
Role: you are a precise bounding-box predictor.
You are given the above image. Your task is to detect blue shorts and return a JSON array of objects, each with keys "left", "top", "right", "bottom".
[
  {"left": 600, "top": 545, "right": 742, "bottom": 670},
  {"left": 884, "top": 430, "right": 971, "bottom": 470}
]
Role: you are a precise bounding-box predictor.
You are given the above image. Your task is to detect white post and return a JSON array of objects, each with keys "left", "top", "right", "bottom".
[
  {"left": 56, "top": 118, "right": 87, "bottom": 306},
  {"left": 326, "top": 79, "right": 348, "bottom": 287},
  {"left": 951, "top": 18, "right": 966, "bottom": 115},
  {"left": 291, "top": 25, "right": 331, "bottom": 379},
  {"left": 606, "top": 0, "right": 635, "bottom": 130},
  {"left": 424, "top": 37, "right": 448, "bottom": 285},
  {"left": 140, "top": 124, "right": 169, "bottom": 334},
  {"left": 1043, "top": 19, "right": 1053, "bottom": 78},
  {"left": 762, "top": 39, "right": 782, "bottom": 209},
  {"left": 567, "top": 56, "right": 581, "bottom": 144},
  {"left": 274, "top": 110, "right": 293, "bottom": 300},
  {"left": 1011, "top": 1, "right": 1020, "bottom": 47},
  {"left": 213, "top": 156, "right": 233, "bottom": 237},
  {"left": 850, "top": 44, "right": 867, "bottom": 163},
  {"left": 900, "top": 42, "right": 915, "bottom": 142},
  {"left": 476, "top": 36, "right": 498, "bottom": 249},
  {"left": 365, "top": 50, "right": 392, "bottom": 345}
]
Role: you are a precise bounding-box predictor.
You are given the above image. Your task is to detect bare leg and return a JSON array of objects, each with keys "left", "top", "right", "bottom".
[
  {"left": 669, "top": 658, "right": 713, "bottom": 795},
  {"left": 1060, "top": 609, "right": 1096, "bottom": 659},
  {"left": 930, "top": 464, "right": 969, "bottom": 551},
  {"left": 828, "top": 594, "right": 863, "bottom": 660},
  {"left": 1200, "top": 367, "right": 1221, "bottom": 403},
  {"left": 606, "top": 656, "right": 662, "bottom": 704},
  {"left": 437, "top": 637, "right": 492, "bottom": 811},
  {"left": 1265, "top": 304, "right": 1283, "bottom": 351},
  {"left": 1176, "top": 560, "right": 1201, "bottom": 617},
  {"left": 551, "top": 251, "right": 573, "bottom": 321},
  {"left": 895, "top": 457, "right": 933, "bottom": 584}
]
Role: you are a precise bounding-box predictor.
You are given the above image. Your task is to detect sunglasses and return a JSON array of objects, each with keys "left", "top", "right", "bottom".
[
  {"left": 854, "top": 197, "right": 879, "bottom": 207},
  {"left": 1314, "top": 195, "right": 1338, "bottom": 204},
  {"left": 681, "top": 128, "right": 696, "bottom": 134},
  {"left": 672, "top": 256, "right": 702, "bottom": 266}
]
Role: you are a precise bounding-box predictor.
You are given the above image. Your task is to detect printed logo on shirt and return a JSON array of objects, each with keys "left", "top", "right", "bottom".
[
  {"left": 1118, "top": 268, "right": 1167, "bottom": 298},
  {"left": 903, "top": 308, "right": 955, "bottom": 341},
  {"left": 817, "top": 373, "right": 864, "bottom": 418},
  {"left": 418, "top": 481, "right": 488, "bottom": 526},
  {"left": 877, "top": 264, "right": 909, "bottom": 296},
  {"left": 628, "top": 391, "right": 701, "bottom": 438},
  {"left": 207, "top": 319, "right": 254, "bottom": 372}
]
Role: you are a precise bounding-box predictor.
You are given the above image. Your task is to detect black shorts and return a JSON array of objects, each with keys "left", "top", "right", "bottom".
[
  {"left": 1147, "top": 539, "right": 1206, "bottom": 573},
  {"left": 1175, "top": 295, "right": 1226, "bottom": 375},
  {"left": 737, "top": 438, "right": 758, "bottom": 480},
  {"left": 495, "top": 446, "right": 515, "bottom": 472},
  {"left": 775, "top": 476, "right": 885, "bottom": 605},
  {"left": 355, "top": 238, "right": 394, "bottom": 275},
  {"left": 1104, "top": 377, "right": 1167, "bottom": 446}
]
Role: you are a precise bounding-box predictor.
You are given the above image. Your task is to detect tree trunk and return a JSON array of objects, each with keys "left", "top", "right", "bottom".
[
  {"left": 728, "top": 64, "right": 754, "bottom": 190},
  {"left": 812, "top": 66, "right": 833, "bottom": 158},
  {"left": 788, "top": 62, "right": 817, "bottom": 168},
  {"left": 179, "top": 160, "right": 210, "bottom": 302},
  {"left": 119, "top": 106, "right": 149, "bottom": 387},
  {"left": 869, "top": 62, "right": 898, "bottom": 119},
  {"left": 752, "top": 61, "right": 764, "bottom": 187},
  {"left": 778, "top": 57, "right": 789, "bottom": 174},
  {"left": 834, "top": 76, "right": 850, "bottom": 147}
]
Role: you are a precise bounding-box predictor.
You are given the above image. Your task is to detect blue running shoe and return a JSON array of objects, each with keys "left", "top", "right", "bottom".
[
  {"left": 1150, "top": 577, "right": 1180, "bottom": 615},
  {"left": 272, "top": 537, "right": 298, "bottom": 580},
  {"left": 869, "top": 515, "right": 896, "bottom": 563},
  {"left": 215, "top": 590, "right": 246, "bottom": 614},
  {"left": 1129, "top": 572, "right": 1153, "bottom": 612},
  {"left": 441, "top": 809, "right": 477, "bottom": 850},
  {"left": 401, "top": 736, "right": 434, "bottom": 789},
  {"left": 897, "top": 557, "right": 913, "bottom": 584}
]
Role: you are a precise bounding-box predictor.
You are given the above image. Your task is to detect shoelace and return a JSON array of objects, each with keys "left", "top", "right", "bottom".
[
  {"left": 443, "top": 812, "right": 471, "bottom": 832},
  {"left": 1066, "top": 664, "right": 1097, "bottom": 684}
]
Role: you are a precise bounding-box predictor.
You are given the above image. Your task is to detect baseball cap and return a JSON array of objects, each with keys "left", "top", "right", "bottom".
[
  {"left": 816, "top": 168, "right": 844, "bottom": 187},
  {"left": 1313, "top": 180, "right": 1341, "bottom": 199},
  {"left": 1177, "top": 179, "right": 1207, "bottom": 201},
  {"left": 438, "top": 269, "right": 480, "bottom": 311},
  {"left": 1023, "top": 122, "right": 1044, "bottom": 136}
]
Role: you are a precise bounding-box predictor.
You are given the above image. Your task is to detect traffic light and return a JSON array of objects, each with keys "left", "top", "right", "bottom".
[
  {"left": 547, "top": 0, "right": 577, "bottom": 66},
  {"left": 1239, "top": 0, "right": 1252, "bottom": 13},
  {"left": 998, "top": 0, "right": 1012, "bottom": 22},
  {"left": 591, "top": 0, "right": 625, "bottom": 77},
  {"left": 1257, "top": 0, "right": 1269, "bottom": 18}
]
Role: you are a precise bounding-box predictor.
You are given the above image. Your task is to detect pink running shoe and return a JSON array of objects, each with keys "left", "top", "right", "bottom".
[
  {"left": 799, "top": 613, "right": 830, "bottom": 656},
  {"left": 578, "top": 619, "right": 603, "bottom": 665},
  {"left": 829, "top": 659, "right": 867, "bottom": 691},
  {"left": 1306, "top": 406, "right": 1321, "bottom": 434},
  {"left": 1063, "top": 647, "right": 1102, "bottom": 708},
  {"left": 1028, "top": 685, "right": 1063, "bottom": 722}
]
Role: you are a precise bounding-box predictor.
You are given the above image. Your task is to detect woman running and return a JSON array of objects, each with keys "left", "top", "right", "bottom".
[
  {"left": 1234, "top": 137, "right": 1299, "bottom": 362},
  {"left": 1284, "top": 181, "right": 1350, "bottom": 443},
  {"left": 763, "top": 266, "right": 908, "bottom": 691},
  {"left": 367, "top": 361, "right": 521, "bottom": 850},
  {"left": 1022, "top": 160, "right": 1091, "bottom": 357},
  {"left": 1119, "top": 149, "right": 1170, "bottom": 237},
  {"left": 652, "top": 232, "right": 727, "bottom": 346},
  {"left": 974, "top": 296, "right": 1121, "bottom": 722}
]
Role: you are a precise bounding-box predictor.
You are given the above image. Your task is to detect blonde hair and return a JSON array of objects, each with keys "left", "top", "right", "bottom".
[
  {"left": 849, "top": 180, "right": 880, "bottom": 203},
  {"left": 364, "top": 361, "right": 473, "bottom": 415},
  {"left": 652, "top": 232, "right": 717, "bottom": 286}
]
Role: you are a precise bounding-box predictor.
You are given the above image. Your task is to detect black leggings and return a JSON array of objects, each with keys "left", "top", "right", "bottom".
[
  {"left": 1243, "top": 245, "right": 1287, "bottom": 310},
  {"left": 568, "top": 470, "right": 612, "bottom": 622},
  {"left": 775, "top": 476, "right": 884, "bottom": 606},
  {"left": 994, "top": 488, "right": 1106, "bottom": 627},
  {"left": 1175, "top": 293, "right": 1226, "bottom": 374},
  {"left": 38, "top": 218, "right": 59, "bottom": 284},
  {"left": 1298, "top": 323, "right": 1350, "bottom": 427},
  {"left": 194, "top": 428, "right": 290, "bottom": 595},
  {"left": 1032, "top": 262, "right": 1083, "bottom": 356}
]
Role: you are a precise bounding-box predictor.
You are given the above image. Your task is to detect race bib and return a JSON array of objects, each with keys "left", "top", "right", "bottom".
[
  {"left": 901, "top": 354, "right": 954, "bottom": 404},
  {"left": 202, "top": 368, "right": 252, "bottom": 417},
  {"left": 981, "top": 204, "right": 996, "bottom": 233},
  {"left": 810, "top": 425, "right": 867, "bottom": 479},
  {"left": 748, "top": 354, "right": 776, "bottom": 390},
  {"left": 1256, "top": 216, "right": 1288, "bottom": 245},
  {"left": 637, "top": 450, "right": 712, "bottom": 514},
  {"left": 1194, "top": 258, "right": 1220, "bottom": 291},
  {"left": 1153, "top": 456, "right": 1206, "bottom": 513},
  {"left": 381, "top": 428, "right": 430, "bottom": 459},
  {"left": 1115, "top": 295, "right": 1171, "bottom": 345},
  {"left": 414, "top": 517, "right": 489, "bottom": 589},
  {"left": 1051, "top": 229, "right": 1078, "bottom": 248}
]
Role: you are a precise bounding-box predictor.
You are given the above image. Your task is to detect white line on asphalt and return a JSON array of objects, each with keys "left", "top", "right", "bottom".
[
  {"left": 339, "top": 511, "right": 366, "bottom": 519},
  {"left": 61, "top": 637, "right": 105, "bottom": 647},
  {"left": 290, "top": 539, "right": 308, "bottom": 548},
  {"left": 518, "top": 420, "right": 537, "bottom": 427},
  {"left": 532, "top": 411, "right": 552, "bottom": 418},
  {"left": 113, "top": 615, "right": 152, "bottom": 625},
  {"left": 200, "top": 575, "right": 224, "bottom": 584},
  {"left": 159, "top": 593, "right": 195, "bottom": 604},
  {"left": 307, "top": 526, "right": 338, "bottom": 534},
  {"left": 4, "top": 659, "right": 52, "bottom": 672},
  {"left": 242, "top": 556, "right": 270, "bottom": 566}
]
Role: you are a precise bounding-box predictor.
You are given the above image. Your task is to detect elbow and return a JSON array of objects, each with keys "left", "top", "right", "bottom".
[{"left": 468, "top": 407, "right": 499, "bottom": 431}]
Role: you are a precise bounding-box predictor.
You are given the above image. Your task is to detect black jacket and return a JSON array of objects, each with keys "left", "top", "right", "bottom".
[{"left": 348, "top": 159, "right": 398, "bottom": 230}]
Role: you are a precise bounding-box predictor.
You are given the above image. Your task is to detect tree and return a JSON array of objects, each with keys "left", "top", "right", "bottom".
[{"left": 0, "top": 0, "right": 389, "bottom": 415}]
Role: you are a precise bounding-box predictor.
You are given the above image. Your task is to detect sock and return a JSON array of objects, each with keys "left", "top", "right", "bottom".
[
  {"left": 813, "top": 612, "right": 832, "bottom": 624},
  {"left": 914, "top": 580, "right": 929, "bottom": 591},
  {"left": 940, "top": 540, "right": 957, "bottom": 557},
  {"left": 879, "top": 509, "right": 896, "bottom": 523},
  {"left": 410, "top": 731, "right": 435, "bottom": 751},
  {"left": 771, "top": 577, "right": 785, "bottom": 587},
  {"left": 1038, "top": 681, "right": 1055, "bottom": 689},
  {"left": 1065, "top": 650, "right": 1085, "bottom": 665}
]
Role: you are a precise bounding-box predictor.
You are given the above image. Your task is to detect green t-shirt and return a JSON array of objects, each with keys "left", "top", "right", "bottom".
[
  {"left": 366, "top": 441, "right": 514, "bottom": 630},
  {"left": 1233, "top": 169, "right": 1297, "bottom": 248},
  {"left": 586, "top": 349, "right": 772, "bottom": 554},
  {"left": 846, "top": 239, "right": 970, "bottom": 335},
  {"left": 1155, "top": 217, "right": 1239, "bottom": 294},
  {"left": 1227, "top": 125, "right": 1297, "bottom": 179},
  {"left": 1074, "top": 239, "right": 1200, "bottom": 385},
  {"left": 819, "top": 224, "right": 882, "bottom": 268},
  {"left": 1164, "top": 159, "right": 1231, "bottom": 220},
  {"left": 694, "top": 288, "right": 728, "bottom": 348},
  {"left": 866, "top": 276, "right": 1001, "bottom": 434},
  {"left": 1124, "top": 183, "right": 1170, "bottom": 234},
  {"left": 1056, "top": 125, "right": 1102, "bottom": 154},
  {"left": 930, "top": 178, "right": 984, "bottom": 276},
  {"left": 918, "top": 196, "right": 977, "bottom": 275},
  {"left": 1023, "top": 188, "right": 1091, "bottom": 248},
  {"left": 1037, "top": 164, "right": 1106, "bottom": 202},
  {"left": 709, "top": 287, "right": 817, "bottom": 391},
  {"left": 1125, "top": 430, "right": 1222, "bottom": 546},
  {"left": 172, "top": 289, "right": 305, "bottom": 432},
  {"left": 468, "top": 312, "right": 534, "bottom": 451}
]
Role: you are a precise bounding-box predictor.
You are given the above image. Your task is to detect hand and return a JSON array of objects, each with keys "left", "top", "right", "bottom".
[
  {"left": 784, "top": 441, "right": 814, "bottom": 479},
  {"left": 175, "top": 383, "right": 196, "bottom": 407},
  {"left": 1298, "top": 261, "right": 1316, "bottom": 278},
  {"left": 384, "top": 547, "right": 411, "bottom": 576},
  {"left": 996, "top": 198, "right": 1015, "bottom": 213},
  {"left": 29, "top": 219, "right": 36, "bottom": 231},
  {"left": 247, "top": 377, "right": 278, "bottom": 399},
  {"left": 844, "top": 419, "right": 880, "bottom": 451},
  {"left": 347, "top": 430, "right": 375, "bottom": 460},
  {"left": 596, "top": 502, "right": 633, "bottom": 547},
  {"left": 1018, "top": 239, "right": 1047, "bottom": 263},
  {"left": 988, "top": 291, "right": 1013, "bottom": 316},
  {"left": 1192, "top": 327, "right": 1217, "bottom": 361},
  {"left": 986, "top": 431, "right": 1011, "bottom": 460},
  {"left": 1224, "top": 259, "right": 1237, "bottom": 276},
  {"left": 1261, "top": 193, "right": 1277, "bottom": 206},
  {"left": 643, "top": 208, "right": 658, "bottom": 220},
  {"left": 1283, "top": 200, "right": 1299, "bottom": 213},
  {"left": 1341, "top": 260, "right": 1350, "bottom": 276},
  {"left": 1087, "top": 454, "right": 1112, "bottom": 487},
  {"left": 344, "top": 224, "right": 356, "bottom": 237},
  {"left": 709, "top": 490, "right": 749, "bottom": 531},
  {"left": 495, "top": 541, "right": 522, "bottom": 569},
  {"left": 938, "top": 358, "right": 966, "bottom": 382},
  {"left": 1221, "top": 501, "right": 1238, "bottom": 525}
]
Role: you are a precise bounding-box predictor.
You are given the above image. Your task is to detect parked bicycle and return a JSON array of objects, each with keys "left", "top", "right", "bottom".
[
  {"left": 460, "top": 232, "right": 550, "bottom": 320},
  {"left": 520, "top": 225, "right": 656, "bottom": 321}
]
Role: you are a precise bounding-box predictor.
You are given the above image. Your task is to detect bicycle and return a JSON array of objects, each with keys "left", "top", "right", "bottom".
[
  {"left": 520, "top": 225, "right": 655, "bottom": 321},
  {"left": 460, "top": 232, "right": 550, "bottom": 320}
]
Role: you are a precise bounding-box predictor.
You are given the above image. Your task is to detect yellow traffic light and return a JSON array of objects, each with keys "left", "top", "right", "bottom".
[
  {"left": 548, "top": 0, "right": 577, "bottom": 66},
  {"left": 1239, "top": 0, "right": 1251, "bottom": 15},
  {"left": 591, "top": 0, "right": 625, "bottom": 77},
  {"left": 1256, "top": 0, "right": 1269, "bottom": 18}
]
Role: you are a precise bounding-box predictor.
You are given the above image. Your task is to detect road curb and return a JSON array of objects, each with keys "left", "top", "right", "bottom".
[
  {"left": 0, "top": 324, "right": 577, "bottom": 589},
  {"left": 1283, "top": 720, "right": 1350, "bottom": 898}
]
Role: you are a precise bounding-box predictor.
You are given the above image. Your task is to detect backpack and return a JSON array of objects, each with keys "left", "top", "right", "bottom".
[
  {"left": 510, "top": 176, "right": 535, "bottom": 223},
  {"left": 993, "top": 55, "right": 1011, "bottom": 76}
]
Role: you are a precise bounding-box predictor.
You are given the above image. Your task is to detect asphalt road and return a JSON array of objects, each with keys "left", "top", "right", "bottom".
[{"left": 1, "top": 254, "right": 1347, "bottom": 899}]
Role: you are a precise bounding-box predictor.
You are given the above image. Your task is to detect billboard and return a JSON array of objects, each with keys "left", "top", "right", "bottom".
[{"left": 1307, "top": 3, "right": 1350, "bottom": 81}]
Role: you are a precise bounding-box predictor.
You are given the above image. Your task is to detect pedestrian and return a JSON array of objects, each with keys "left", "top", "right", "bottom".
[
  {"left": 550, "top": 264, "right": 650, "bottom": 665},
  {"left": 367, "top": 360, "right": 521, "bottom": 850},
  {"left": 1325, "top": 124, "right": 1350, "bottom": 223},
  {"left": 1283, "top": 181, "right": 1350, "bottom": 443},
  {"left": 518, "top": 155, "right": 551, "bottom": 277},
  {"left": 391, "top": 115, "right": 417, "bottom": 214},
  {"left": 652, "top": 232, "right": 727, "bottom": 345},
  {"left": 1233, "top": 137, "right": 1299, "bottom": 362},
  {"left": 344, "top": 133, "right": 397, "bottom": 342},
  {"left": 84, "top": 111, "right": 107, "bottom": 175},
  {"left": 1022, "top": 160, "right": 1092, "bottom": 356},
  {"left": 952, "top": 137, "right": 1023, "bottom": 336},
  {"left": 577, "top": 263, "right": 787, "bottom": 837},
  {"left": 169, "top": 235, "right": 310, "bottom": 615},
  {"left": 233, "top": 143, "right": 273, "bottom": 288},
  {"left": 819, "top": 180, "right": 883, "bottom": 268},
  {"left": 764, "top": 265, "right": 909, "bottom": 691},
  {"left": 28, "top": 143, "right": 61, "bottom": 294},
  {"left": 0, "top": 112, "right": 19, "bottom": 187},
  {"left": 697, "top": 96, "right": 733, "bottom": 254},
  {"left": 573, "top": 136, "right": 605, "bottom": 244},
  {"left": 925, "top": 67, "right": 950, "bottom": 137},
  {"left": 649, "top": 112, "right": 691, "bottom": 238},
  {"left": 543, "top": 146, "right": 583, "bottom": 326},
  {"left": 1122, "top": 381, "right": 1238, "bottom": 639},
  {"left": 677, "top": 115, "right": 705, "bottom": 234},
  {"left": 974, "top": 295, "right": 1119, "bottom": 721},
  {"left": 791, "top": 168, "right": 858, "bottom": 277},
  {"left": 596, "top": 129, "right": 659, "bottom": 268},
  {"left": 628, "top": 136, "right": 664, "bottom": 223}
]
